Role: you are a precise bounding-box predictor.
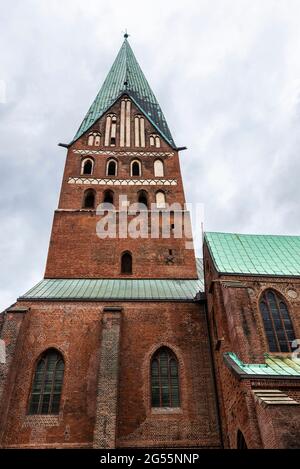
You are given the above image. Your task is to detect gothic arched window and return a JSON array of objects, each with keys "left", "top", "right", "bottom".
[
  {"left": 151, "top": 347, "right": 180, "bottom": 408},
  {"left": 29, "top": 349, "right": 64, "bottom": 415},
  {"left": 131, "top": 160, "right": 141, "bottom": 177},
  {"left": 83, "top": 189, "right": 96, "bottom": 209},
  {"left": 81, "top": 158, "right": 94, "bottom": 175},
  {"left": 106, "top": 159, "right": 117, "bottom": 176},
  {"left": 121, "top": 251, "right": 132, "bottom": 274},
  {"left": 259, "top": 289, "right": 296, "bottom": 352}
]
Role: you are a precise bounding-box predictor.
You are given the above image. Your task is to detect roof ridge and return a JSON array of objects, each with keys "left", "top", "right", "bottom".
[{"left": 205, "top": 231, "right": 300, "bottom": 238}]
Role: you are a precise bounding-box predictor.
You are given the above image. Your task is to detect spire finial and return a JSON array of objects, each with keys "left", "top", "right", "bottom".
[{"left": 123, "top": 29, "right": 129, "bottom": 39}]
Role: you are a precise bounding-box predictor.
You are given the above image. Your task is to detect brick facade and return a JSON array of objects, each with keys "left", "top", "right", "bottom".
[
  {"left": 203, "top": 241, "right": 300, "bottom": 448},
  {"left": 0, "top": 301, "right": 220, "bottom": 448},
  {"left": 1, "top": 38, "right": 299, "bottom": 450}
]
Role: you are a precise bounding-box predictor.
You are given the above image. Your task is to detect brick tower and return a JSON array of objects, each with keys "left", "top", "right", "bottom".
[{"left": 0, "top": 37, "right": 221, "bottom": 449}]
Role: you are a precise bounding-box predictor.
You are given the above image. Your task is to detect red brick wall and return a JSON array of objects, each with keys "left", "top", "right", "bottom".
[
  {"left": 203, "top": 241, "right": 300, "bottom": 448},
  {"left": 45, "top": 96, "right": 197, "bottom": 279},
  {"left": 0, "top": 300, "right": 221, "bottom": 449}
]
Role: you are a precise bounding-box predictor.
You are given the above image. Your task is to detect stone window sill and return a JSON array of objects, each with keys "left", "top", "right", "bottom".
[
  {"left": 23, "top": 415, "right": 61, "bottom": 427},
  {"left": 151, "top": 407, "right": 182, "bottom": 415}
]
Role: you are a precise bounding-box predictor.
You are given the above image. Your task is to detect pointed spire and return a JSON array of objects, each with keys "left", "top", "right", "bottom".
[{"left": 72, "top": 37, "right": 175, "bottom": 147}]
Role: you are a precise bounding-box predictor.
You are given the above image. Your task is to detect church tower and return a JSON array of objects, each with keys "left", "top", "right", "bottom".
[
  {"left": 45, "top": 35, "right": 197, "bottom": 280},
  {"left": 0, "top": 37, "right": 221, "bottom": 449}
]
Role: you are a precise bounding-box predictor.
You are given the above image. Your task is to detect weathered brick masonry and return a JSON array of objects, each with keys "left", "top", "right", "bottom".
[
  {"left": 1, "top": 36, "right": 300, "bottom": 450},
  {"left": 0, "top": 301, "right": 220, "bottom": 448}
]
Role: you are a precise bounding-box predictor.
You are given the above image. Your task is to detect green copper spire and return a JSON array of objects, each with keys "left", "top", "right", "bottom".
[{"left": 72, "top": 37, "right": 176, "bottom": 147}]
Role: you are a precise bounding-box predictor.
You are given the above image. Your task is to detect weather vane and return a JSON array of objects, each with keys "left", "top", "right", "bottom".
[{"left": 123, "top": 29, "right": 130, "bottom": 39}]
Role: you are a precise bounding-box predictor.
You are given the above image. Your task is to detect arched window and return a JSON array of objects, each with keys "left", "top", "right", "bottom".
[
  {"left": 151, "top": 347, "right": 180, "bottom": 408},
  {"left": 156, "top": 190, "right": 166, "bottom": 208},
  {"left": 121, "top": 251, "right": 132, "bottom": 274},
  {"left": 81, "top": 158, "right": 94, "bottom": 175},
  {"left": 138, "top": 190, "right": 148, "bottom": 208},
  {"left": 110, "top": 115, "right": 117, "bottom": 145},
  {"left": 259, "top": 290, "right": 296, "bottom": 352},
  {"left": 120, "top": 98, "right": 131, "bottom": 147},
  {"left": 106, "top": 159, "right": 117, "bottom": 176},
  {"left": 105, "top": 114, "right": 117, "bottom": 146},
  {"left": 134, "top": 115, "right": 145, "bottom": 147},
  {"left": 103, "top": 189, "right": 114, "bottom": 205},
  {"left": 154, "top": 159, "right": 164, "bottom": 177},
  {"left": 237, "top": 430, "right": 248, "bottom": 449},
  {"left": 29, "top": 349, "right": 64, "bottom": 415},
  {"left": 131, "top": 160, "right": 141, "bottom": 177},
  {"left": 83, "top": 189, "right": 95, "bottom": 209}
]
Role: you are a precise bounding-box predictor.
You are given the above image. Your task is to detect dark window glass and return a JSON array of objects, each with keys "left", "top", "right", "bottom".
[
  {"left": 29, "top": 350, "right": 64, "bottom": 415},
  {"left": 121, "top": 252, "right": 132, "bottom": 274},
  {"left": 259, "top": 290, "right": 295, "bottom": 352},
  {"left": 151, "top": 348, "right": 180, "bottom": 408}
]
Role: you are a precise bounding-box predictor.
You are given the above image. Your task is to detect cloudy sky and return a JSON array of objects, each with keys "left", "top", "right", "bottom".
[{"left": 1, "top": 0, "right": 300, "bottom": 310}]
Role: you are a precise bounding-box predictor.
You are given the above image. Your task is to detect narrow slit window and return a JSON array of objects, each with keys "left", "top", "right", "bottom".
[
  {"left": 121, "top": 252, "right": 132, "bottom": 274},
  {"left": 154, "top": 159, "right": 164, "bottom": 177},
  {"left": 138, "top": 190, "right": 148, "bottom": 208},
  {"left": 82, "top": 158, "right": 93, "bottom": 175},
  {"left": 107, "top": 159, "right": 117, "bottom": 176}
]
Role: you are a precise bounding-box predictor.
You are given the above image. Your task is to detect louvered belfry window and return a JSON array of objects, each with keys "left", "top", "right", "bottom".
[
  {"left": 259, "top": 290, "right": 296, "bottom": 352},
  {"left": 151, "top": 347, "right": 180, "bottom": 407},
  {"left": 29, "top": 349, "right": 64, "bottom": 414}
]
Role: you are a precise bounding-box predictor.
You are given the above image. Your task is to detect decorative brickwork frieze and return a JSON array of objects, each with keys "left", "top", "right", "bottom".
[{"left": 93, "top": 309, "right": 122, "bottom": 448}]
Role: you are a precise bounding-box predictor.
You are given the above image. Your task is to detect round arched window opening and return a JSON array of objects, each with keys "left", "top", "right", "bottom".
[
  {"left": 121, "top": 252, "right": 132, "bottom": 274},
  {"left": 131, "top": 160, "right": 141, "bottom": 177}
]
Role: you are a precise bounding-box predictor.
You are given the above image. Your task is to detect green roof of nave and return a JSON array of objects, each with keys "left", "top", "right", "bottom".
[
  {"left": 72, "top": 37, "right": 175, "bottom": 147},
  {"left": 205, "top": 232, "right": 300, "bottom": 277},
  {"left": 19, "top": 259, "right": 204, "bottom": 301}
]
